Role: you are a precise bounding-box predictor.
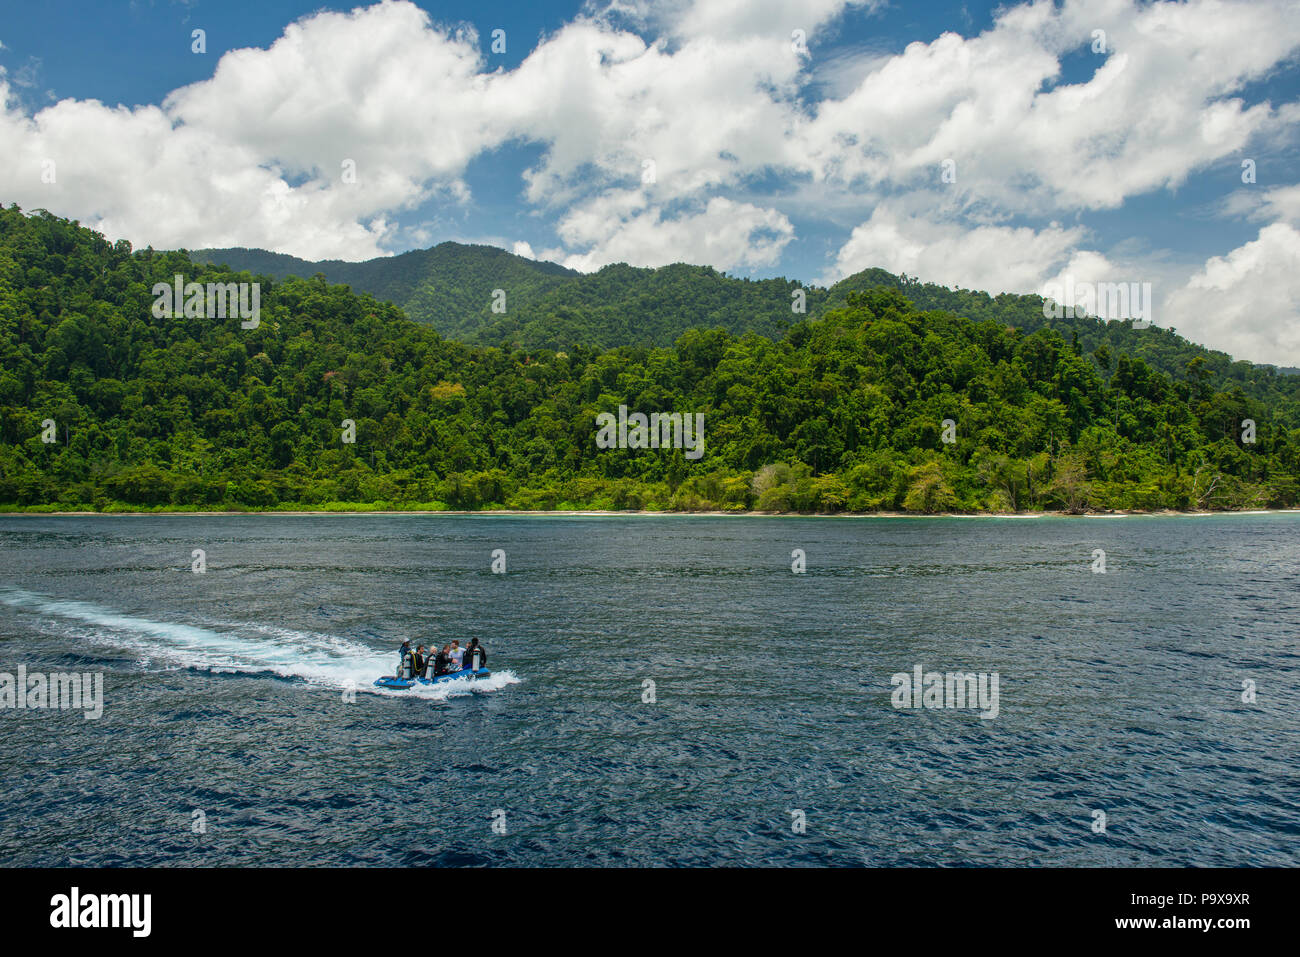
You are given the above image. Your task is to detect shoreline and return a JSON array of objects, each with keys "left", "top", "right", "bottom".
[{"left": 2, "top": 507, "right": 1298, "bottom": 518}]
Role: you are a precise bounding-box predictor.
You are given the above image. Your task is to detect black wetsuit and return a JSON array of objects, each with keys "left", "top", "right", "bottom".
[
  {"left": 412, "top": 652, "right": 425, "bottom": 677},
  {"left": 433, "top": 652, "right": 450, "bottom": 676},
  {"left": 466, "top": 643, "right": 487, "bottom": 669}
]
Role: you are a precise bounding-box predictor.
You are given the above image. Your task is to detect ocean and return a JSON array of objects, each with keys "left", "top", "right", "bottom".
[{"left": 1, "top": 513, "right": 1296, "bottom": 866}]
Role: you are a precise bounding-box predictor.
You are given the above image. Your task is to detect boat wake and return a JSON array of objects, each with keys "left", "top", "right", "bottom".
[{"left": 0, "top": 587, "right": 520, "bottom": 700}]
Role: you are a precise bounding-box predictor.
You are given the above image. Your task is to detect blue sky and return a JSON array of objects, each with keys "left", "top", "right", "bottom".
[{"left": 2, "top": 0, "right": 1299, "bottom": 362}]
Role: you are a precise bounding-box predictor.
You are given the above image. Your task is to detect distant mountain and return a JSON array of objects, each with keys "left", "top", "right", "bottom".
[
  {"left": 192, "top": 242, "right": 578, "bottom": 342},
  {"left": 192, "top": 242, "right": 1300, "bottom": 420},
  {"left": 193, "top": 243, "right": 821, "bottom": 349},
  {"left": 473, "top": 262, "right": 830, "bottom": 350}
]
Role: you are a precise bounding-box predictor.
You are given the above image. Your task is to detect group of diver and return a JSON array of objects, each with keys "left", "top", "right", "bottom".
[{"left": 396, "top": 637, "right": 486, "bottom": 680}]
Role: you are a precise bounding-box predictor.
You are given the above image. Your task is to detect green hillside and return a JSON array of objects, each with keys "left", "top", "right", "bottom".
[
  {"left": 194, "top": 242, "right": 578, "bottom": 341},
  {"left": 4, "top": 205, "right": 1297, "bottom": 513},
  {"left": 195, "top": 245, "right": 820, "bottom": 349},
  {"left": 829, "top": 267, "right": 1300, "bottom": 426},
  {"left": 194, "top": 243, "right": 1300, "bottom": 425}
]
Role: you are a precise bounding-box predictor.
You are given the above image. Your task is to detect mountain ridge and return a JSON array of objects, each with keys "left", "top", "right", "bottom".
[{"left": 191, "top": 241, "right": 1300, "bottom": 416}]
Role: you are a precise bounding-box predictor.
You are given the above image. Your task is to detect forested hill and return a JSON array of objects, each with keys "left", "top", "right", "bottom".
[
  {"left": 3, "top": 205, "right": 1298, "bottom": 513},
  {"left": 195, "top": 244, "right": 823, "bottom": 349},
  {"left": 194, "top": 242, "right": 1300, "bottom": 419},
  {"left": 194, "top": 242, "right": 579, "bottom": 340},
  {"left": 827, "top": 267, "right": 1300, "bottom": 423}
]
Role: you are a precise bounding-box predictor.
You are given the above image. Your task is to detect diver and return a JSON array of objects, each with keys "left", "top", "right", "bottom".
[
  {"left": 397, "top": 640, "right": 413, "bottom": 679},
  {"left": 432, "top": 644, "right": 451, "bottom": 677},
  {"left": 449, "top": 640, "right": 464, "bottom": 672},
  {"left": 413, "top": 645, "right": 426, "bottom": 679},
  {"left": 465, "top": 637, "right": 487, "bottom": 670}
]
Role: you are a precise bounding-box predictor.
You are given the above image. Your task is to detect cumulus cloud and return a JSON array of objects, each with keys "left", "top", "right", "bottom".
[
  {"left": 827, "top": 200, "right": 1102, "bottom": 292},
  {"left": 801, "top": 0, "right": 1300, "bottom": 213},
  {"left": 0, "top": 1, "right": 490, "bottom": 259},
  {"left": 655, "top": 0, "right": 880, "bottom": 40},
  {"left": 550, "top": 193, "right": 794, "bottom": 271},
  {"left": 1222, "top": 183, "right": 1300, "bottom": 226},
  {"left": 0, "top": 0, "right": 832, "bottom": 262},
  {"left": 1164, "top": 223, "right": 1300, "bottom": 363},
  {"left": 499, "top": 21, "right": 808, "bottom": 208}
]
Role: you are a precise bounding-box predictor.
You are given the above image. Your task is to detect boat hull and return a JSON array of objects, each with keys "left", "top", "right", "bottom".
[{"left": 373, "top": 667, "right": 491, "bottom": 689}]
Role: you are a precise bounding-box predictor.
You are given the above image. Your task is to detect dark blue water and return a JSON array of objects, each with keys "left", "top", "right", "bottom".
[{"left": 1, "top": 513, "right": 1297, "bottom": 866}]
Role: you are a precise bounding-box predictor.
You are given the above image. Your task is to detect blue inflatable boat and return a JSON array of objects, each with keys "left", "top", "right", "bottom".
[{"left": 374, "top": 666, "right": 491, "bottom": 689}]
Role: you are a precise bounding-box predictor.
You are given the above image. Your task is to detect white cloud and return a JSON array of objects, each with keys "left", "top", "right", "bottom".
[
  {"left": 0, "top": 0, "right": 840, "bottom": 261},
  {"left": 827, "top": 201, "right": 1102, "bottom": 292},
  {"left": 552, "top": 193, "right": 794, "bottom": 271},
  {"left": 1222, "top": 182, "right": 1300, "bottom": 226},
  {"left": 598, "top": 0, "right": 879, "bottom": 42},
  {"left": 166, "top": 3, "right": 493, "bottom": 190},
  {"left": 499, "top": 21, "right": 809, "bottom": 208},
  {"left": 661, "top": 0, "right": 879, "bottom": 40},
  {"left": 1164, "top": 223, "right": 1300, "bottom": 364},
  {"left": 0, "top": 1, "right": 493, "bottom": 259},
  {"left": 800, "top": 0, "right": 1300, "bottom": 213}
]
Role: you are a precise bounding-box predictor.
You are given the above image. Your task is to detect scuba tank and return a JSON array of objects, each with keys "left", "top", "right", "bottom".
[{"left": 471, "top": 649, "right": 481, "bottom": 672}]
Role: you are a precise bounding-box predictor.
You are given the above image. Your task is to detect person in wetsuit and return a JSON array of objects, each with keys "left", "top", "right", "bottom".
[
  {"left": 397, "top": 640, "right": 413, "bottom": 678},
  {"left": 465, "top": 637, "right": 487, "bottom": 670},
  {"left": 432, "top": 644, "right": 451, "bottom": 677},
  {"left": 413, "top": 645, "right": 427, "bottom": 678}
]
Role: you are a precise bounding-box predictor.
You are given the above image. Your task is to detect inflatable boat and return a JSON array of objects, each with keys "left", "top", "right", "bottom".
[{"left": 374, "top": 666, "right": 491, "bottom": 689}]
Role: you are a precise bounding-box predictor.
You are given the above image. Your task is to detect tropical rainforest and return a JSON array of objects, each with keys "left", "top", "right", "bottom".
[{"left": 4, "top": 203, "right": 1298, "bottom": 513}]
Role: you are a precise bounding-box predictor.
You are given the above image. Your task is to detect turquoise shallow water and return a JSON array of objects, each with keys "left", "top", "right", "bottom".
[{"left": 0, "top": 512, "right": 1297, "bottom": 866}]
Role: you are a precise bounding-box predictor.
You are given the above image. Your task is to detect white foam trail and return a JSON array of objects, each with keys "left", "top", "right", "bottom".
[
  {"left": 0, "top": 587, "right": 519, "bottom": 700},
  {"left": 394, "top": 669, "right": 523, "bottom": 700}
]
